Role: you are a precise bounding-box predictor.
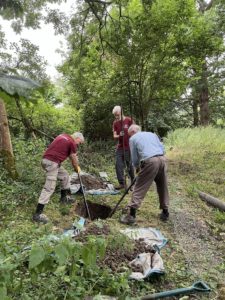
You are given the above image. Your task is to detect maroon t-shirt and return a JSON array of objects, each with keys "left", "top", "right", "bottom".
[
  {"left": 43, "top": 134, "right": 77, "bottom": 164},
  {"left": 113, "top": 117, "right": 133, "bottom": 150}
]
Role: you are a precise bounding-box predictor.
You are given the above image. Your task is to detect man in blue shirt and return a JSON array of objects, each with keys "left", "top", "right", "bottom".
[{"left": 120, "top": 124, "right": 169, "bottom": 225}]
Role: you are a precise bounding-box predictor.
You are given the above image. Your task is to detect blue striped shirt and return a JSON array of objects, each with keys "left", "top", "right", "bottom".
[{"left": 129, "top": 132, "right": 164, "bottom": 168}]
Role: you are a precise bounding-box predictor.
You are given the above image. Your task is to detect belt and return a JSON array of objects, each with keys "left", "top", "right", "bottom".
[
  {"left": 142, "top": 154, "right": 163, "bottom": 162},
  {"left": 140, "top": 155, "right": 164, "bottom": 167}
]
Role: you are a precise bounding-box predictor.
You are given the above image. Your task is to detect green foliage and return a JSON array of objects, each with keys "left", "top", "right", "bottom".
[
  {"left": 78, "top": 139, "right": 115, "bottom": 177},
  {"left": 0, "top": 74, "right": 40, "bottom": 98},
  {"left": 107, "top": 232, "right": 134, "bottom": 253},
  {"left": 6, "top": 96, "right": 82, "bottom": 139},
  {"left": 83, "top": 98, "right": 116, "bottom": 140},
  {"left": 59, "top": 0, "right": 225, "bottom": 134},
  {"left": 0, "top": 136, "right": 130, "bottom": 298},
  {"left": 29, "top": 245, "right": 46, "bottom": 269},
  {"left": 0, "top": 0, "right": 67, "bottom": 32},
  {"left": 0, "top": 232, "right": 130, "bottom": 299}
]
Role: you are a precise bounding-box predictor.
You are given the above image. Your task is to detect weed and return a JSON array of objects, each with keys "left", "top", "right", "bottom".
[{"left": 214, "top": 210, "right": 225, "bottom": 224}]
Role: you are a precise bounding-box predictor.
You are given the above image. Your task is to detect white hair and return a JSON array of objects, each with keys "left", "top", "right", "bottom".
[
  {"left": 128, "top": 124, "right": 141, "bottom": 135},
  {"left": 112, "top": 105, "right": 121, "bottom": 115},
  {"left": 72, "top": 132, "right": 84, "bottom": 142}
]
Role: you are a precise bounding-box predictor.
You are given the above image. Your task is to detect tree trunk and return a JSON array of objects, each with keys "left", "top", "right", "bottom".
[
  {"left": 197, "top": 0, "right": 213, "bottom": 126},
  {"left": 199, "top": 62, "right": 210, "bottom": 126},
  {"left": 0, "top": 98, "right": 18, "bottom": 179},
  {"left": 192, "top": 97, "right": 199, "bottom": 126}
]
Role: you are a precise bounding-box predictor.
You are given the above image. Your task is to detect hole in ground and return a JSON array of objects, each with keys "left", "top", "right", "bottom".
[{"left": 75, "top": 200, "right": 112, "bottom": 220}]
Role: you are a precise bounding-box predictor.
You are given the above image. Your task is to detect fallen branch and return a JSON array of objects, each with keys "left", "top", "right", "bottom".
[{"left": 198, "top": 191, "right": 225, "bottom": 211}]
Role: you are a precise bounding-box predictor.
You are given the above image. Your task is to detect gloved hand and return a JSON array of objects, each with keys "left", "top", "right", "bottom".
[
  {"left": 119, "top": 131, "right": 124, "bottom": 136},
  {"left": 74, "top": 165, "right": 81, "bottom": 173}
]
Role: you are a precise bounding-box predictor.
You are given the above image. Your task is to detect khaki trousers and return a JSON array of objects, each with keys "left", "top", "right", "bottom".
[
  {"left": 129, "top": 156, "right": 169, "bottom": 210},
  {"left": 38, "top": 159, "right": 70, "bottom": 205}
]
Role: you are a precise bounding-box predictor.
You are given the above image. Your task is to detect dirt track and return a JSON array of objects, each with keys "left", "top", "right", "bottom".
[{"left": 165, "top": 166, "right": 225, "bottom": 299}]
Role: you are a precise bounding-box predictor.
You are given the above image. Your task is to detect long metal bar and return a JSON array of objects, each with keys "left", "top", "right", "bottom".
[
  {"left": 77, "top": 172, "right": 91, "bottom": 219},
  {"left": 120, "top": 105, "right": 128, "bottom": 189},
  {"left": 109, "top": 178, "right": 136, "bottom": 217}
]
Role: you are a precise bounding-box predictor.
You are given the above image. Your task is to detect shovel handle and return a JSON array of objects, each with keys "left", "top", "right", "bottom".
[
  {"left": 141, "top": 281, "right": 211, "bottom": 299},
  {"left": 109, "top": 178, "right": 136, "bottom": 217},
  {"left": 141, "top": 287, "right": 193, "bottom": 299}
]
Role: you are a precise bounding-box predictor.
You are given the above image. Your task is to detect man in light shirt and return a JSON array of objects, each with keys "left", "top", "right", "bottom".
[{"left": 120, "top": 124, "right": 169, "bottom": 225}]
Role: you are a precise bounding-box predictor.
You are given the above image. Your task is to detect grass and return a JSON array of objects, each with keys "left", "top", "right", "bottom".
[{"left": 165, "top": 125, "right": 225, "bottom": 154}]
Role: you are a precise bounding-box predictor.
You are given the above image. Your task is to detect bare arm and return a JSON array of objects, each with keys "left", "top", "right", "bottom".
[
  {"left": 113, "top": 130, "right": 120, "bottom": 139},
  {"left": 70, "top": 153, "right": 79, "bottom": 171}
]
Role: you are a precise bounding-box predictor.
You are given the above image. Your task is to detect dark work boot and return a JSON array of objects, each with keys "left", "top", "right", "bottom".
[
  {"left": 120, "top": 207, "right": 136, "bottom": 225},
  {"left": 130, "top": 207, "right": 136, "bottom": 218},
  {"left": 160, "top": 209, "right": 169, "bottom": 221},
  {"left": 33, "top": 213, "right": 49, "bottom": 224},
  {"left": 60, "top": 189, "right": 75, "bottom": 204},
  {"left": 32, "top": 203, "right": 49, "bottom": 224}
]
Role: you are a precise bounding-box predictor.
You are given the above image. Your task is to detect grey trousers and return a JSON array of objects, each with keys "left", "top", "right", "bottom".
[
  {"left": 128, "top": 156, "right": 169, "bottom": 210},
  {"left": 115, "top": 148, "right": 134, "bottom": 185},
  {"left": 38, "top": 159, "right": 70, "bottom": 205}
]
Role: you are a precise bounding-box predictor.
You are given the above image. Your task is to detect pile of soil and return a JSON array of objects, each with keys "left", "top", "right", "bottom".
[
  {"left": 71, "top": 174, "right": 107, "bottom": 190},
  {"left": 101, "top": 240, "right": 154, "bottom": 272},
  {"left": 76, "top": 223, "right": 155, "bottom": 272},
  {"left": 76, "top": 223, "right": 111, "bottom": 241}
]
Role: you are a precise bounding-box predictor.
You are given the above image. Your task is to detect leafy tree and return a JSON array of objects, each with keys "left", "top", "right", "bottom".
[
  {"left": 60, "top": 0, "right": 196, "bottom": 136},
  {"left": 0, "top": 0, "right": 68, "bottom": 33},
  {"left": 60, "top": 0, "right": 225, "bottom": 136}
]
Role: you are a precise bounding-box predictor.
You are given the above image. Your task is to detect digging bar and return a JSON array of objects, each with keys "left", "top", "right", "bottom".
[
  {"left": 109, "top": 177, "right": 136, "bottom": 217},
  {"left": 140, "top": 280, "right": 211, "bottom": 299},
  {"left": 77, "top": 172, "right": 91, "bottom": 219}
]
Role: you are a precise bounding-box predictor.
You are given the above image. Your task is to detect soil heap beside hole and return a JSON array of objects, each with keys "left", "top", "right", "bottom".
[
  {"left": 71, "top": 174, "right": 107, "bottom": 190},
  {"left": 75, "top": 224, "right": 155, "bottom": 272}
]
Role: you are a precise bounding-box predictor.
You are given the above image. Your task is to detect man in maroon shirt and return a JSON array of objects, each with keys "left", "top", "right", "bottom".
[
  {"left": 33, "top": 132, "right": 84, "bottom": 224},
  {"left": 112, "top": 105, "right": 135, "bottom": 189}
]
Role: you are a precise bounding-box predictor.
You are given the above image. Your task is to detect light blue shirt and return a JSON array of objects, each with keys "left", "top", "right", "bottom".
[{"left": 129, "top": 132, "right": 164, "bottom": 168}]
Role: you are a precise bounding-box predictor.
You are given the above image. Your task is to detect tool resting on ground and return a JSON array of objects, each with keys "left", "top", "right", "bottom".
[{"left": 140, "top": 281, "right": 211, "bottom": 299}]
